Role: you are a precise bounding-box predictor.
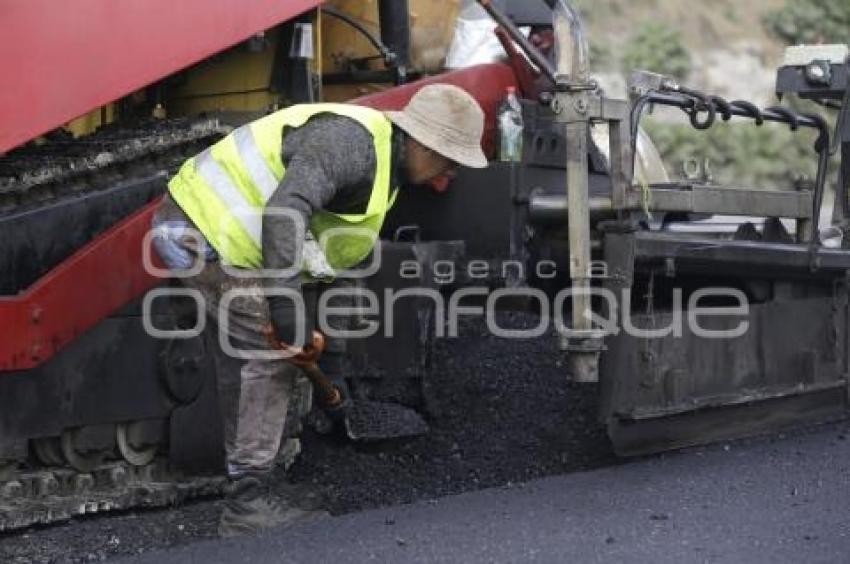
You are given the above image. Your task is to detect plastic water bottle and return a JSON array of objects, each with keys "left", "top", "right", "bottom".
[{"left": 498, "top": 86, "right": 523, "bottom": 162}]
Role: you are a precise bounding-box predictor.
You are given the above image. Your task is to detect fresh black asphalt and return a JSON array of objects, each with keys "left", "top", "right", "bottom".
[{"left": 122, "top": 422, "right": 850, "bottom": 564}]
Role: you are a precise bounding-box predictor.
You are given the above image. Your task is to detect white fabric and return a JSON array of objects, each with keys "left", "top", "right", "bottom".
[{"left": 444, "top": 2, "right": 530, "bottom": 70}]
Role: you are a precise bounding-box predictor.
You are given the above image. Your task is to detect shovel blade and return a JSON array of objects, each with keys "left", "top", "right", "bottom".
[{"left": 343, "top": 400, "right": 429, "bottom": 441}]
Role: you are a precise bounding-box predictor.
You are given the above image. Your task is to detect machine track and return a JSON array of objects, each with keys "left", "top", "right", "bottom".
[
  {"left": 0, "top": 461, "right": 224, "bottom": 533},
  {"left": 0, "top": 117, "right": 229, "bottom": 214},
  {"left": 0, "top": 118, "right": 239, "bottom": 533},
  {"left": 0, "top": 437, "right": 306, "bottom": 533}
]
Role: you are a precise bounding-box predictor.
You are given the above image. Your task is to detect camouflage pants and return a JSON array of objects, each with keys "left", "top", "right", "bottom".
[
  {"left": 153, "top": 196, "right": 310, "bottom": 475},
  {"left": 185, "top": 261, "right": 308, "bottom": 475}
]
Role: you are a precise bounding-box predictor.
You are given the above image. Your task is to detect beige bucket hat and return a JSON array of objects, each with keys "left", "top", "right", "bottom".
[{"left": 385, "top": 84, "right": 488, "bottom": 169}]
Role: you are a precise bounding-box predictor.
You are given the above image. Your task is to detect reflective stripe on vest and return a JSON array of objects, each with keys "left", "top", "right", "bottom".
[{"left": 168, "top": 104, "right": 397, "bottom": 270}]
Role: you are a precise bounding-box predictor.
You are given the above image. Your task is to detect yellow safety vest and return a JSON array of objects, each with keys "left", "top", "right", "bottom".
[{"left": 168, "top": 104, "right": 398, "bottom": 271}]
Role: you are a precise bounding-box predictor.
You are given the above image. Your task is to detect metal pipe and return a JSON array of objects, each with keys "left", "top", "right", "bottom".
[
  {"left": 565, "top": 121, "right": 592, "bottom": 334},
  {"left": 378, "top": 0, "right": 410, "bottom": 83},
  {"left": 550, "top": 0, "right": 590, "bottom": 83},
  {"left": 560, "top": 110, "right": 602, "bottom": 382},
  {"left": 378, "top": 0, "right": 410, "bottom": 67},
  {"left": 476, "top": 0, "right": 559, "bottom": 84},
  {"left": 528, "top": 192, "right": 613, "bottom": 222}
]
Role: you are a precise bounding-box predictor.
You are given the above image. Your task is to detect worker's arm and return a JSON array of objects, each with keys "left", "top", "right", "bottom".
[{"left": 263, "top": 115, "right": 376, "bottom": 345}]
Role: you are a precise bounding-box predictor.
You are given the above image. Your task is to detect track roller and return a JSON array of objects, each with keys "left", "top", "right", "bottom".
[
  {"left": 32, "top": 437, "right": 65, "bottom": 466},
  {"left": 116, "top": 421, "right": 159, "bottom": 466},
  {"left": 60, "top": 427, "right": 111, "bottom": 472}
]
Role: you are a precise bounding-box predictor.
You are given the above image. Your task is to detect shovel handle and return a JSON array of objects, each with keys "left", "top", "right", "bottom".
[
  {"left": 265, "top": 328, "right": 325, "bottom": 366},
  {"left": 265, "top": 327, "right": 341, "bottom": 409},
  {"left": 301, "top": 363, "right": 343, "bottom": 409}
]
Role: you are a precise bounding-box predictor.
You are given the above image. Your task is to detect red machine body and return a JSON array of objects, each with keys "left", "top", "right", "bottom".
[
  {"left": 0, "top": 0, "right": 530, "bottom": 533},
  {"left": 0, "top": 0, "right": 323, "bottom": 153},
  {"left": 0, "top": 62, "right": 518, "bottom": 371}
]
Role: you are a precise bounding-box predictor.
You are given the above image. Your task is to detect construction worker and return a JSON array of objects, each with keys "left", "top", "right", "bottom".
[{"left": 151, "top": 84, "right": 488, "bottom": 536}]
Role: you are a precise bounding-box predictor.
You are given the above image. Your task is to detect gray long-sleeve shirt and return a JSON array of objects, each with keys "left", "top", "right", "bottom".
[
  {"left": 155, "top": 114, "right": 403, "bottom": 290},
  {"left": 262, "top": 114, "right": 404, "bottom": 291}
]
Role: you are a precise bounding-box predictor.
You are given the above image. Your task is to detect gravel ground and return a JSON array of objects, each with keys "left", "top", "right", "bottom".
[{"left": 0, "top": 313, "right": 616, "bottom": 563}]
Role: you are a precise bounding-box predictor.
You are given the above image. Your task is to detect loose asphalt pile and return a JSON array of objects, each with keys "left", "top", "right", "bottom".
[{"left": 0, "top": 313, "right": 616, "bottom": 563}]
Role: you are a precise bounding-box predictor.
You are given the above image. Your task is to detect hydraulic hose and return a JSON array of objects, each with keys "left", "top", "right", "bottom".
[
  {"left": 629, "top": 85, "right": 832, "bottom": 253},
  {"left": 321, "top": 6, "right": 398, "bottom": 68}
]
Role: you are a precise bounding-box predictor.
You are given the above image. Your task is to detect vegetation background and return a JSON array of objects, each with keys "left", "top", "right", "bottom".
[{"left": 570, "top": 0, "right": 849, "bottom": 192}]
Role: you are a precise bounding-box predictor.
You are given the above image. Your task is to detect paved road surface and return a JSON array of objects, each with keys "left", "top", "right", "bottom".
[{"left": 122, "top": 423, "right": 850, "bottom": 564}]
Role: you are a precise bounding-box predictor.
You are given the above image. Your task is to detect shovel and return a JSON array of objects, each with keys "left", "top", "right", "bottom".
[{"left": 272, "top": 330, "right": 429, "bottom": 441}]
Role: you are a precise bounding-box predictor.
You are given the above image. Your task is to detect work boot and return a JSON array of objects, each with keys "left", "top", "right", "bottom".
[{"left": 218, "top": 473, "right": 327, "bottom": 538}]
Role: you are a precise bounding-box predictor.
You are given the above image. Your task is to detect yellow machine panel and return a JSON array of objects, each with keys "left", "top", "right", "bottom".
[
  {"left": 62, "top": 1, "right": 462, "bottom": 136},
  {"left": 321, "top": 0, "right": 462, "bottom": 101}
]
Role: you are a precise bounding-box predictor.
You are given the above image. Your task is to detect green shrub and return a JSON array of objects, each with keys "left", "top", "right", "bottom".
[
  {"left": 588, "top": 39, "right": 612, "bottom": 69},
  {"left": 643, "top": 119, "right": 820, "bottom": 189},
  {"left": 621, "top": 23, "right": 692, "bottom": 81},
  {"left": 764, "top": 0, "right": 850, "bottom": 45}
]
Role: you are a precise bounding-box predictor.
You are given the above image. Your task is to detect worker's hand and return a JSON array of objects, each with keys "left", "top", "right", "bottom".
[
  {"left": 268, "top": 295, "right": 310, "bottom": 349},
  {"left": 265, "top": 325, "right": 325, "bottom": 367},
  {"left": 295, "top": 336, "right": 323, "bottom": 365}
]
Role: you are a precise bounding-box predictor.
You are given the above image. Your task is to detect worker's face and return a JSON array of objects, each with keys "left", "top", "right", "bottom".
[{"left": 405, "top": 138, "right": 458, "bottom": 186}]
